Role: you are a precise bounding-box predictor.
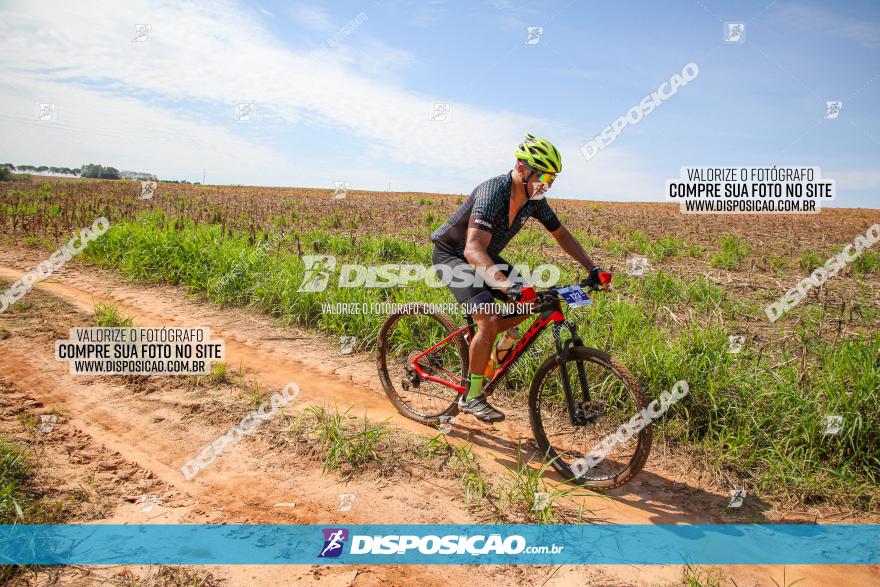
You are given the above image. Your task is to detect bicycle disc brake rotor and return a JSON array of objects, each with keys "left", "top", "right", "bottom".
[{"left": 580, "top": 399, "right": 607, "bottom": 422}]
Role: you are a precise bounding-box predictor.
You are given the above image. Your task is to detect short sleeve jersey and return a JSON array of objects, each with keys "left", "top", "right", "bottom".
[{"left": 431, "top": 171, "right": 561, "bottom": 257}]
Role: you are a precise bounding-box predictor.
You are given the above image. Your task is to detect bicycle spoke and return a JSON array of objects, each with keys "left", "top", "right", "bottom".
[
  {"left": 378, "top": 308, "right": 464, "bottom": 420},
  {"left": 532, "top": 351, "right": 647, "bottom": 485}
]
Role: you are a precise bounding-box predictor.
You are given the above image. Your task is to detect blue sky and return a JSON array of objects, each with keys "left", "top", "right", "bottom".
[{"left": 1, "top": 0, "right": 878, "bottom": 207}]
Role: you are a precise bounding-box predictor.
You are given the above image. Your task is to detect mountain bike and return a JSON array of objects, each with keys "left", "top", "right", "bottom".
[{"left": 376, "top": 277, "right": 652, "bottom": 489}]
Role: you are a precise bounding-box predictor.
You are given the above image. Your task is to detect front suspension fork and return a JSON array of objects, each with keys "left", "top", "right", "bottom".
[{"left": 553, "top": 320, "right": 592, "bottom": 426}]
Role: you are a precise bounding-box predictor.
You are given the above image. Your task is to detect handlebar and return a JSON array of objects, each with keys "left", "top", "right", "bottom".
[
  {"left": 534, "top": 282, "right": 590, "bottom": 302},
  {"left": 502, "top": 272, "right": 612, "bottom": 312},
  {"left": 543, "top": 273, "right": 611, "bottom": 296},
  {"left": 525, "top": 274, "right": 611, "bottom": 312}
]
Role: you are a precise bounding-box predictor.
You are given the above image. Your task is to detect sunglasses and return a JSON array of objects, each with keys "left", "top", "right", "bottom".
[
  {"left": 536, "top": 172, "right": 556, "bottom": 186},
  {"left": 523, "top": 165, "right": 556, "bottom": 187}
]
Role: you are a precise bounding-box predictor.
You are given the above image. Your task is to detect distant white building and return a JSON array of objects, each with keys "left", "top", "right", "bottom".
[{"left": 120, "top": 170, "right": 158, "bottom": 181}]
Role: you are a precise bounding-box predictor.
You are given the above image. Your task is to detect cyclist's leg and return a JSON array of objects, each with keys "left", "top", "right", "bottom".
[
  {"left": 431, "top": 247, "right": 505, "bottom": 422},
  {"left": 432, "top": 248, "right": 532, "bottom": 372},
  {"left": 491, "top": 314, "right": 532, "bottom": 348},
  {"left": 431, "top": 246, "right": 497, "bottom": 376},
  {"left": 460, "top": 307, "right": 506, "bottom": 422},
  {"left": 485, "top": 253, "right": 534, "bottom": 336},
  {"left": 468, "top": 309, "right": 502, "bottom": 381}
]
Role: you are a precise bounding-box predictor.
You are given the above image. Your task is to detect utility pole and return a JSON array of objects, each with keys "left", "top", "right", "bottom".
[{"left": 203, "top": 168, "right": 206, "bottom": 184}]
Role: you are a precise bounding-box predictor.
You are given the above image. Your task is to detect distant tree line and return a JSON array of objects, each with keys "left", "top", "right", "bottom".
[
  {"left": 0, "top": 163, "right": 158, "bottom": 181},
  {"left": 80, "top": 164, "right": 120, "bottom": 179},
  {"left": 2, "top": 163, "right": 82, "bottom": 176}
]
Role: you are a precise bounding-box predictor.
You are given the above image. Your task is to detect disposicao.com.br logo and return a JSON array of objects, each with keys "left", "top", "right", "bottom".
[
  {"left": 297, "top": 255, "right": 560, "bottom": 293},
  {"left": 318, "top": 529, "right": 563, "bottom": 558},
  {"left": 319, "top": 528, "right": 349, "bottom": 558}
]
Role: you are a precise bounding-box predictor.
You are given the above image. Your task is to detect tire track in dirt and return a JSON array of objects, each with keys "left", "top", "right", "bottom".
[
  {"left": 1, "top": 259, "right": 876, "bottom": 586},
  {"left": 0, "top": 262, "right": 697, "bottom": 525},
  {"left": 0, "top": 270, "right": 564, "bottom": 586}
]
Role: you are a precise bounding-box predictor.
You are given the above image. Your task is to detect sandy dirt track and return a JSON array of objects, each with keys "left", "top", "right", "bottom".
[{"left": 0, "top": 248, "right": 877, "bottom": 587}]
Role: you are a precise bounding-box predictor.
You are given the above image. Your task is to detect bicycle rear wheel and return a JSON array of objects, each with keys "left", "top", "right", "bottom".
[
  {"left": 376, "top": 303, "right": 467, "bottom": 424},
  {"left": 528, "top": 346, "right": 651, "bottom": 489}
]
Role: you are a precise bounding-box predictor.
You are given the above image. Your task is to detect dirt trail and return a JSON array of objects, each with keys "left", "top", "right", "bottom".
[
  {"left": 0, "top": 252, "right": 876, "bottom": 587},
  {"left": 0, "top": 266, "right": 553, "bottom": 586},
  {"left": 0, "top": 261, "right": 729, "bottom": 525}
]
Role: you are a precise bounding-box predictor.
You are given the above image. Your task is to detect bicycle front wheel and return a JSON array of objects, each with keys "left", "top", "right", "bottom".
[{"left": 528, "top": 346, "right": 651, "bottom": 489}]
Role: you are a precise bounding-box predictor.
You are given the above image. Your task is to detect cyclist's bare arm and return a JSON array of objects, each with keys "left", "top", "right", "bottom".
[
  {"left": 463, "top": 227, "right": 515, "bottom": 291},
  {"left": 551, "top": 225, "right": 596, "bottom": 272},
  {"left": 464, "top": 226, "right": 532, "bottom": 336}
]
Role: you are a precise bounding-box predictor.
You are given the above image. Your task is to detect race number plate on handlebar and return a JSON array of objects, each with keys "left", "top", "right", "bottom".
[{"left": 557, "top": 285, "right": 592, "bottom": 308}]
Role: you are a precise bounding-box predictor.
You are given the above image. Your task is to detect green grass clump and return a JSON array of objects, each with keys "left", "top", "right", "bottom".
[
  {"left": 799, "top": 251, "right": 824, "bottom": 273},
  {"left": 710, "top": 234, "right": 752, "bottom": 270},
  {"left": 77, "top": 212, "right": 880, "bottom": 509},
  {"left": 206, "top": 362, "right": 230, "bottom": 385},
  {"left": 685, "top": 276, "right": 724, "bottom": 312},
  {"left": 436, "top": 439, "right": 494, "bottom": 508},
  {"left": 687, "top": 244, "right": 706, "bottom": 258},
  {"left": 0, "top": 437, "right": 66, "bottom": 582},
  {"left": 681, "top": 565, "right": 724, "bottom": 587},
  {"left": 0, "top": 439, "right": 29, "bottom": 582},
  {"left": 626, "top": 231, "right": 685, "bottom": 262},
  {"left": 0, "top": 439, "right": 30, "bottom": 524},
  {"left": 634, "top": 270, "right": 685, "bottom": 304},
  {"left": 92, "top": 302, "right": 134, "bottom": 327},
  {"left": 575, "top": 288, "right": 880, "bottom": 507},
  {"left": 504, "top": 445, "right": 587, "bottom": 523},
  {"left": 853, "top": 250, "right": 879, "bottom": 275},
  {"left": 322, "top": 211, "right": 343, "bottom": 229},
  {"left": 766, "top": 255, "right": 788, "bottom": 273},
  {"left": 306, "top": 405, "right": 389, "bottom": 475}
]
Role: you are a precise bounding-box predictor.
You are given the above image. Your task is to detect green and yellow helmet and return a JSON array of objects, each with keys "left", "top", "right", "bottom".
[{"left": 515, "top": 133, "right": 562, "bottom": 174}]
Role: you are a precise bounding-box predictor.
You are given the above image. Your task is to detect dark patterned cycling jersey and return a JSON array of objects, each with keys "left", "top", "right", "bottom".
[{"left": 430, "top": 171, "right": 561, "bottom": 257}]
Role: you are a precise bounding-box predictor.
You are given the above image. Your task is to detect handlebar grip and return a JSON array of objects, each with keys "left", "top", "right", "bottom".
[{"left": 582, "top": 270, "right": 613, "bottom": 291}]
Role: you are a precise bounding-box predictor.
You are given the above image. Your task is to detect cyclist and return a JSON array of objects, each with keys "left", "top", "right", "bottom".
[{"left": 431, "top": 133, "right": 606, "bottom": 423}]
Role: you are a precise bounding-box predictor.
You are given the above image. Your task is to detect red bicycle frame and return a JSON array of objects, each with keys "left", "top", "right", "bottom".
[{"left": 410, "top": 306, "right": 566, "bottom": 395}]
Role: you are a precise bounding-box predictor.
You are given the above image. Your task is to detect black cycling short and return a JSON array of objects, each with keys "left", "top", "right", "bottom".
[{"left": 431, "top": 246, "right": 529, "bottom": 314}]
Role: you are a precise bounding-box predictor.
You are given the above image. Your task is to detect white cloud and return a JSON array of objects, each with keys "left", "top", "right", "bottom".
[
  {"left": 0, "top": 0, "right": 656, "bottom": 197},
  {"left": 403, "top": 0, "right": 446, "bottom": 28},
  {"left": 287, "top": 3, "right": 335, "bottom": 32},
  {"left": 0, "top": 75, "right": 288, "bottom": 183},
  {"left": 554, "top": 145, "right": 660, "bottom": 200},
  {"left": 828, "top": 170, "right": 880, "bottom": 190},
  {"left": 779, "top": 4, "right": 880, "bottom": 49},
  {"left": 481, "top": 0, "right": 541, "bottom": 31}
]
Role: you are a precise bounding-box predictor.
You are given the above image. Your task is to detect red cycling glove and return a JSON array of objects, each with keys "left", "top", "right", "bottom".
[{"left": 509, "top": 284, "right": 537, "bottom": 303}]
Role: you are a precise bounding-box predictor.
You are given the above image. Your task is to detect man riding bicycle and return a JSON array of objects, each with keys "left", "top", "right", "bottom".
[{"left": 430, "top": 133, "right": 605, "bottom": 423}]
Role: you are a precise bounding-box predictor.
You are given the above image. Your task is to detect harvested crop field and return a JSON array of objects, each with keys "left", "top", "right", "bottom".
[{"left": 1, "top": 176, "right": 878, "bottom": 585}]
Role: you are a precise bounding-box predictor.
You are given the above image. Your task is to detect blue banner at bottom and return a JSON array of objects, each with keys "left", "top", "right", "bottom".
[{"left": 1, "top": 524, "right": 878, "bottom": 565}]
